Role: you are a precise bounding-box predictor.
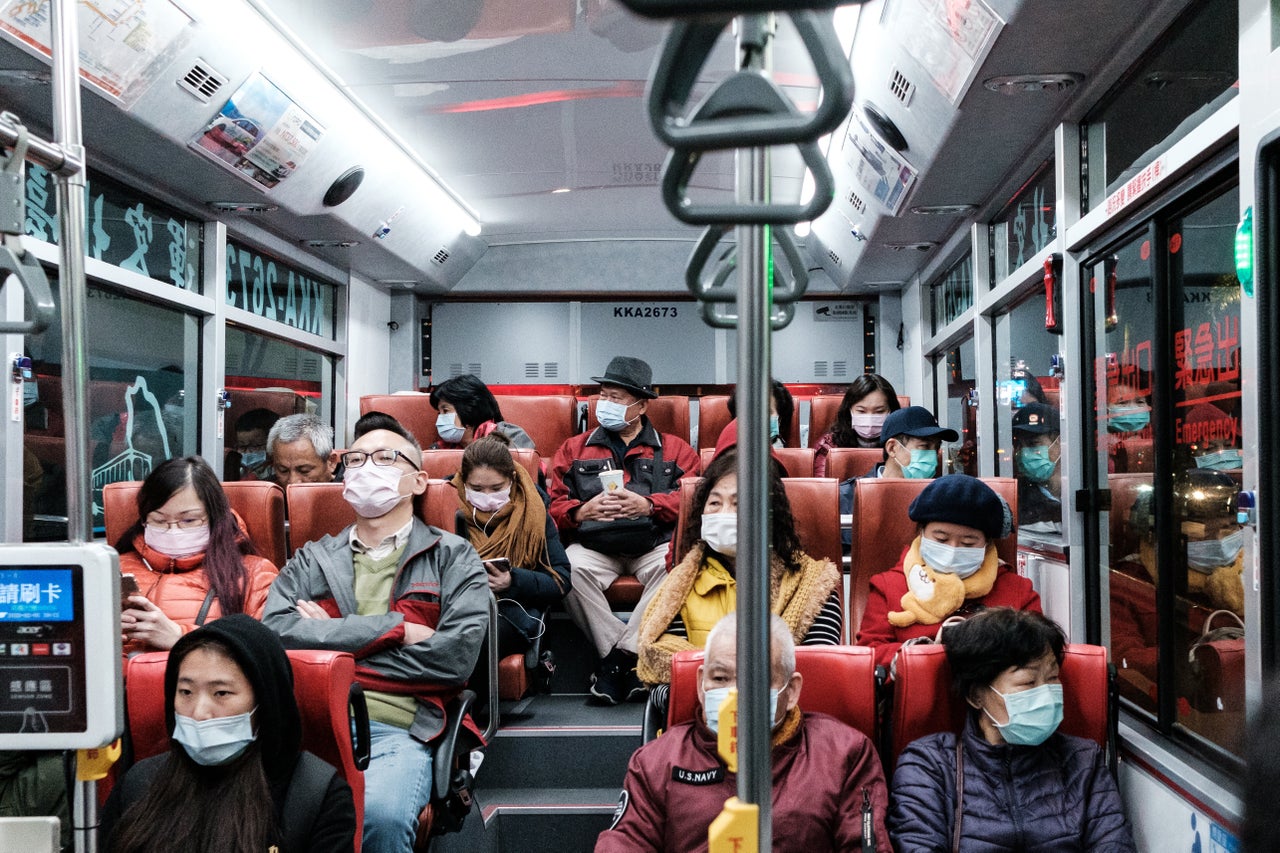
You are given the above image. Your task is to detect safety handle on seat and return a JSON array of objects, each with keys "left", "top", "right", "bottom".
[
  {"left": 649, "top": 13, "right": 854, "bottom": 150},
  {"left": 348, "top": 683, "right": 371, "bottom": 771},
  {"left": 0, "top": 243, "right": 55, "bottom": 335},
  {"left": 619, "top": 0, "right": 863, "bottom": 19}
]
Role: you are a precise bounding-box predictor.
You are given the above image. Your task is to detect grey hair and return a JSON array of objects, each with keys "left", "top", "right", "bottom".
[
  {"left": 704, "top": 613, "right": 796, "bottom": 681},
  {"left": 266, "top": 413, "right": 335, "bottom": 459}
]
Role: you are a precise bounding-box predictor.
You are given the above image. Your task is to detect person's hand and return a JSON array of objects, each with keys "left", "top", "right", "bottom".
[
  {"left": 403, "top": 622, "right": 436, "bottom": 645},
  {"left": 121, "top": 596, "right": 184, "bottom": 650},
  {"left": 485, "top": 560, "right": 513, "bottom": 592},
  {"left": 605, "top": 487, "right": 652, "bottom": 519},
  {"left": 296, "top": 600, "right": 332, "bottom": 619},
  {"left": 574, "top": 489, "right": 619, "bottom": 523}
]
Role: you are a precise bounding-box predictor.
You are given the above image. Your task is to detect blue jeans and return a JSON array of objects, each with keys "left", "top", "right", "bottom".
[{"left": 362, "top": 721, "right": 435, "bottom": 853}]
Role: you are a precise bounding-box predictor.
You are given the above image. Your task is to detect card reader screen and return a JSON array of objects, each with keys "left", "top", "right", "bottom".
[{"left": 0, "top": 569, "right": 74, "bottom": 622}]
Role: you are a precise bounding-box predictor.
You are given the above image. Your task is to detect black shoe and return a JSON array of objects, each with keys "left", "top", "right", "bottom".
[
  {"left": 623, "top": 666, "right": 649, "bottom": 703},
  {"left": 590, "top": 649, "right": 638, "bottom": 706}
]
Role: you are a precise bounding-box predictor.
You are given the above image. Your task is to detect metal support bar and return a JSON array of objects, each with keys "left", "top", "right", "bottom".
[
  {"left": 734, "top": 14, "right": 774, "bottom": 851},
  {"left": 0, "top": 120, "right": 84, "bottom": 177}
]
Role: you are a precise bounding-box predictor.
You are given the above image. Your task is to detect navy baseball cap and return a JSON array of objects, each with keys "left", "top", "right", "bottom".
[
  {"left": 880, "top": 406, "right": 959, "bottom": 445},
  {"left": 1012, "top": 403, "right": 1060, "bottom": 435}
]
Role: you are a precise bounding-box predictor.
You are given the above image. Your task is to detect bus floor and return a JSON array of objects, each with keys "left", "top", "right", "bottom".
[{"left": 435, "top": 612, "right": 643, "bottom": 853}]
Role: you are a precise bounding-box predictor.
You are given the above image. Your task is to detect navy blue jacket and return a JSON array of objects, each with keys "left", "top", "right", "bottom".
[{"left": 889, "top": 715, "right": 1136, "bottom": 853}]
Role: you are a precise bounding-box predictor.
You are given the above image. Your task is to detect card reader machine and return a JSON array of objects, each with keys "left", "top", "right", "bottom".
[{"left": 0, "top": 543, "right": 122, "bottom": 749}]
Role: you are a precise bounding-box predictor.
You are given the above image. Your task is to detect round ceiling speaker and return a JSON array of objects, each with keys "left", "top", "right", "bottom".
[{"left": 323, "top": 166, "right": 365, "bottom": 207}]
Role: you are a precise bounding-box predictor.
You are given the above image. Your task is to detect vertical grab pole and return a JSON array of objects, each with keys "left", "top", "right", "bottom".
[
  {"left": 50, "top": 3, "right": 97, "bottom": 852},
  {"left": 735, "top": 13, "right": 774, "bottom": 852}
]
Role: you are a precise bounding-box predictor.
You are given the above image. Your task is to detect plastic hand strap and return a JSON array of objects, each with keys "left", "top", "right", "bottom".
[
  {"left": 686, "top": 224, "right": 808, "bottom": 303},
  {"left": 0, "top": 243, "right": 55, "bottom": 334},
  {"left": 620, "top": 0, "right": 866, "bottom": 20},
  {"left": 701, "top": 300, "right": 796, "bottom": 330},
  {"left": 649, "top": 13, "right": 854, "bottom": 150},
  {"left": 0, "top": 111, "right": 30, "bottom": 238},
  {"left": 662, "top": 140, "right": 834, "bottom": 225}
]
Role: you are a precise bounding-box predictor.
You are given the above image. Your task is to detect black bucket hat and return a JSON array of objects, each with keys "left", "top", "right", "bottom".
[{"left": 592, "top": 356, "right": 657, "bottom": 399}]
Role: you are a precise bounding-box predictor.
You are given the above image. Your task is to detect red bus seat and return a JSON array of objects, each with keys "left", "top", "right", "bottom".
[
  {"left": 419, "top": 448, "right": 542, "bottom": 482},
  {"left": 359, "top": 393, "right": 438, "bottom": 448},
  {"left": 824, "top": 447, "right": 883, "bottom": 482},
  {"left": 696, "top": 395, "right": 731, "bottom": 451},
  {"left": 492, "top": 394, "right": 580, "bottom": 461},
  {"left": 888, "top": 642, "right": 1111, "bottom": 773},
  {"left": 665, "top": 645, "right": 877, "bottom": 740},
  {"left": 697, "top": 446, "right": 814, "bottom": 479},
  {"left": 103, "top": 479, "right": 288, "bottom": 569},
  {"left": 123, "top": 649, "right": 371, "bottom": 849}
]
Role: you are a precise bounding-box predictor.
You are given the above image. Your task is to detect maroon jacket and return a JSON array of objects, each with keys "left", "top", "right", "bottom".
[
  {"left": 596, "top": 712, "right": 891, "bottom": 853},
  {"left": 857, "top": 546, "right": 1042, "bottom": 669}
]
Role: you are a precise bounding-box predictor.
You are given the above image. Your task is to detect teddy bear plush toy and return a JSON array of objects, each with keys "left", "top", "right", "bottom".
[{"left": 888, "top": 558, "right": 966, "bottom": 628}]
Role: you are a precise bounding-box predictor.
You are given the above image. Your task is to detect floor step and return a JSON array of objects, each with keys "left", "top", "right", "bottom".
[{"left": 479, "top": 789, "right": 619, "bottom": 853}]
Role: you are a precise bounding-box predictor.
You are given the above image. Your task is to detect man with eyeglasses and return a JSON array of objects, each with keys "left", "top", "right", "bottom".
[
  {"left": 548, "top": 356, "right": 700, "bottom": 705},
  {"left": 264, "top": 417, "right": 487, "bottom": 853}
]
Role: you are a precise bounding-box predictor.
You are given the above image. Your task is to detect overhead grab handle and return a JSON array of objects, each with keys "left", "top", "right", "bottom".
[
  {"left": 620, "top": 0, "right": 865, "bottom": 19},
  {"left": 661, "top": 139, "right": 834, "bottom": 225},
  {"left": 686, "top": 225, "right": 808, "bottom": 303},
  {"left": 0, "top": 113, "right": 55, "bottom": 335},
  {"left": 648, "top": 13, "right": 854, "bottom": 150},
  {"left": 701, "top": 300, "right": 795, "bottom": 331}
]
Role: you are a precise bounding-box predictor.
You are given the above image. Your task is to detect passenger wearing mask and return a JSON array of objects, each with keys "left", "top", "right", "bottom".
[
  {"left": 267, "top": 413, "right": 342, "bottom": 486},
  {"left": 429, "top": 373, "right": 535, "bottom": 450},
  {"left": 813, "top": 373, "right": 902, "bottom": 477},
  {"left": 115, "top": 456, "right": 279, "bottom": 656},
  {"left": 727, "top": 379, "right": 795, "bottom": 447},
  {"left": 871, "top": 406, "right": 957, "bottom": 480},
  {"left": 549, "top": 356, "right": 700, "bottom": 705},
  {"left": 857, "top": 474, "right": 1041, "bottom": 669},
  {"left": 454, "top": 434, "right": 571, "bottom": 697},
  {"left": 1012, "top": 403, "right": 1063, "bottom": 533},
  {"left": 101, "top": 614, "right": 356, "bottom": 852},
  {"left": 263, "top": 418, "right": 488, "bottom": 853},
  {"left": 1106, "top": 383, "right": 1152, "bottom": 473},
  {"left": 597, "top": 614, "right": 891, "bottom": 853},
  {"left": 228, "top": 407, "right": 280, "bottom": 482},
  {"left": 890, "top": 608, "right": 1135, "bottom": 852},
  {"left": 1182, "top": 402, "right": 1243, "bottom": 472},
  {"left": 636, "top": 440, "right": 842, "bottom": 685}
]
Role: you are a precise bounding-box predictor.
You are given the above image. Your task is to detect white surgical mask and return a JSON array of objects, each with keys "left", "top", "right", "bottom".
[
  {"left": 850, "top": 413, "right": 887, "bottom": 441},
  {"left": 1186, "top": 529, "right": 1245, "bottom": 572},
  {"left": 343, "top": 463, "right": 410, "bottom": 518},
  {"left": 920, "top": 537, "right": 987, "bottom": 578},
  {"left": 435, "top": 412, "right": 465, "bottom": 444},
  {"left": 700, "top": 512, "right": 737, "bottom": 557},
  {"left": 172, "top": 709, "right": 257, "bottom": 766},
  {"left": 596, "top": 399, "right": 635, "bottom": 432},
  {"left": 467, "top": 487, "right": 510, "bottom": 513},
  {"left": 144, "top": 525, "right": 210, "bottom": 558},
  {"left": 703, "top": 686, "right": 781, "bottom": 734}
]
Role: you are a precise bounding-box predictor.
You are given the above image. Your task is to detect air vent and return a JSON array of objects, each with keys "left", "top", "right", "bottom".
[
  {"left": 432, "top": 248, "right": 450, "bottom": 265},
  {"left": 832, "top": 360, "right": 848, "bottom": 377},
  {"left": 889, "top": 68, "right": 915, "bottom": 107},
  {"left": 846, "top": 190, "right": 867, "bottom": 215},
  {"left": 544, "top": 362, "right": 559, "bottom": 379},
  {"left": 982, "top": 73, "right": 1083, "bottom": 95},
  {"left": 177, "top": 61, "right": 228, "bottom": 104},
  {"left": 524, "top": 362, "right": 540, "bottom": 379},
  {"left": 884, "top": 242, "right": 936, "bottom": 252},
  {"left": 449, "top": 362, "right": 463, "bottom": 377},
  {"left": 468, "top": 362, "right": 481, "bottom": 376},
  {"left": 814, "top": 361, "right": 829, "bottom": 377},
  {"left": 827, "top": 249, "right": 841, "bottom": 267}
]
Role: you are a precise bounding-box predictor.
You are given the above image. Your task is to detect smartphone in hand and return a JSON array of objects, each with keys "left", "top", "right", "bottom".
[
  {"left": 484, "top": 558, "right": 511, "bottom": 574},
  {"left": 120, "top": 573, "right": 140, "bottom": 608}
]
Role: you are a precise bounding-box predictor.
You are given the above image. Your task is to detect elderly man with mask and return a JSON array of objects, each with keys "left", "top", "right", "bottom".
[
  {"left": 596, "top": 613, "right": 891, "bottom": 852},
  {"left": 263, "top": 416, "right": 487, "bottom": 853},
  {"left": 549, "top": 355, "right": 700, "bottom": 705}
]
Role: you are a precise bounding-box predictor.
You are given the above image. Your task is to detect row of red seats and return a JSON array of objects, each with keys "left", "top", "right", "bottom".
[{"left": 358, "top": 392, "right": 912, "bottom": 458}]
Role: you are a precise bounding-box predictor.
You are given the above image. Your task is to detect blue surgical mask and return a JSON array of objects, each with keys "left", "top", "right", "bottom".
[
  {"left": 1195, "top": 449, "right": 1243, "bottom": 471},
  {"left": 172, "top": 709, "right": 257, "bottom": 766},
  {"left": 920, "top": 538, "right": 987, "bottom": 578},
  {"left": 435, "top": 412, "right": 465, "bottom": 444},
  {"left": 22, "top": 381, "right": 37, "bottom": 408},
  {"left": 1018, "top": 446, "right": 1057, "bottom": 483},
  {"left": 900, "top": 448, "right": 938, "bottom": 479},
  {"left": 597, "top": 399, "right": 634, "bottom": 432},
  {"left": 768, "top": 414, "right": 780, "bottom": 440},
  {"left": 986, "top": 683, "right": 1063, "bottom": 746},
  {"left": 1186, "top": 529, "right": 1244, "bottom": 572},
  {"left": 240, "top": 450, "right": 267, "bottom": 470},
  {"left": 703, "top": 686, "right": 781, "bottom": 734},
  {"left": 1107, "top": 406, "right": 1150, "bottom": 433}
]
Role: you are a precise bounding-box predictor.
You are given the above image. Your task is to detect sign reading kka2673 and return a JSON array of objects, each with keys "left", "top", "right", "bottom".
[{"left": 225, "top": 240, "right": 336, "bottom": 338}]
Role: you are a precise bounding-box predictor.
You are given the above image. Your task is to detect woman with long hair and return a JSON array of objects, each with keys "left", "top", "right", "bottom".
[
  {"left": 453, "top": 435, "right": 571, "bottom": 692},
  {"left": 429, "top": 373, "right": 536, "bottom": 450},
  {"left": 102, "top": 614, "right": 356, "bottom": 852},
  {"left": 636, "top": 446, "right": 843, "bottom": 684},
  {"left": 813, "top": 373, "right": 902, "bottom": 476},
  {"left": 114, "top": 456, "right": 278, "bottom": 655}
]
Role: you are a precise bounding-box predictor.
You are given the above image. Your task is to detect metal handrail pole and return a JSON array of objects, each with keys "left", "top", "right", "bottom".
[
  {"left": 734, "top": 13, "right": 775, "bottom": 852},
  {"left": 0, "top": 120, "right": 83, "bottom": 176}
]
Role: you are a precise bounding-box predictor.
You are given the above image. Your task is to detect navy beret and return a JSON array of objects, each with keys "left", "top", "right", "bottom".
[{"left": 908, "top": 474, "right": 1012, "bottom": 540}]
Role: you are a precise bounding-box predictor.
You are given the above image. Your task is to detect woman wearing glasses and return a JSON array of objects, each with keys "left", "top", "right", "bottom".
[{"left": 114, "top": 456, "right": 279, "bottom": 655}]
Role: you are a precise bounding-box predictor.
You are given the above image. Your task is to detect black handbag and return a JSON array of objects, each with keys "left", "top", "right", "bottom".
[{"left": 576, "top": 444, "right": 667, "bottom": 557}]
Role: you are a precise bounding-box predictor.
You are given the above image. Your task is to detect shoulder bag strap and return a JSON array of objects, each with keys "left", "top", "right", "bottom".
[
  {"left": 194, "top": 589, "right": 216, "bottom": 627},
  {"left": 952, "top": 736, "right": 964, "bottom": 853}
]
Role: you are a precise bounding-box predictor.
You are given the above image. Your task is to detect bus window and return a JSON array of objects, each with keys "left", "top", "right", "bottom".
[
  {"left": 938, "top": 337, "right": 976, "bottom": 476},
  {"left": 224, "top": 326, "right": 331, "bottom": 464}
]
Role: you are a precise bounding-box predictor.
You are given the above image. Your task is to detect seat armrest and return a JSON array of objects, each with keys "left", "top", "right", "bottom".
[
  {"left": 349, "top": 682, "right": 371, "bottom": 771},
  {"left": 432, "top": 689, "right": 478, "bottom": 802}
]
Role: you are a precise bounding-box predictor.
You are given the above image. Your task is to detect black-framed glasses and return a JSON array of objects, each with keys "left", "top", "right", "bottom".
[{"left": 341, "top": 449, "right": 421, "bottom": 471}]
